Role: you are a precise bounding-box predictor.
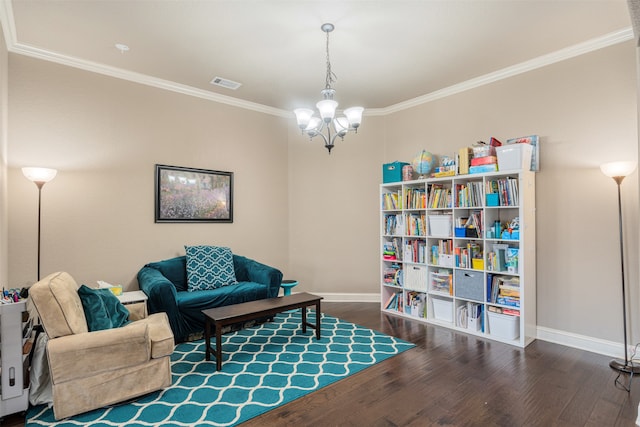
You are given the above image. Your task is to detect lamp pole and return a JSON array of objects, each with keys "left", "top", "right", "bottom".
[
  {"left": 22, "top": 167, "right": 57, "bottom": 282},
  {"left": 600, "top": 161, "right": 640, "bottom": 374},
  {"left": 35, "top": 181, "right": 44, "bottom": 281},
  {"left": 608, "top": 176, "right": 640, "bottom": 373}
]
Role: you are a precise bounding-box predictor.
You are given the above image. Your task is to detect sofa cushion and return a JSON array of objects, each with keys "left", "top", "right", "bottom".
[
  {"left": 185, "top": 245, "right": 237, "bottom": 291},
  {"left": 77, "top": 285, "right": 130, "bottom": 332}
]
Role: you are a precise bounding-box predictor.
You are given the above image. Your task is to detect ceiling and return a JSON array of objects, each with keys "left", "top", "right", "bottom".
[{"left": 1, "top": 1, "right": 634, "bottom": 116}]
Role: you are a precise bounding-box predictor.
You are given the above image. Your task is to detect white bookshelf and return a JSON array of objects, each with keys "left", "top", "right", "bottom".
[
  {"left": 380, "top": 170, "right": 536, "bottom": 347},
  {"left": 0, "top": 300, "right": 30, "bottom": 417}
]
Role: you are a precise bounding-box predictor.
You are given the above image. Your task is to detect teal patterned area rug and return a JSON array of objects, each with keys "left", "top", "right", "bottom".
[{"left": 27, "top": 311, "right": 414, "bottom": 426}]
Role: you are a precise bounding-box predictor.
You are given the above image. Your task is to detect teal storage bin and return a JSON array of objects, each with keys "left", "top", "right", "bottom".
[
  {"left": 383, "top": 161, "right": 409, "bottom": 183},
  {"left": 486, "top": 193, "right": 499, "bottom": 206}
]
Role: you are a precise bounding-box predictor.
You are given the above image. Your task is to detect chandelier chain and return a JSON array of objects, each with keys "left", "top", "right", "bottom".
[{"left": 325, "top": 29, "right": 336, "bottom": 90}]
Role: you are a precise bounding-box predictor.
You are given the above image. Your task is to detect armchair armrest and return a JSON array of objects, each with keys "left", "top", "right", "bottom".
[
  {"left": 47, "top": 322, "right": 150, "bottom": 384},
  {"left": 233, "top": 255, "right": 283, "bottom": 298}
]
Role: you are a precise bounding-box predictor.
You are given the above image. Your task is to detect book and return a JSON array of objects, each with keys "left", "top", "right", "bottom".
[
  {"left": 469, "top": 164, "right": 498, "bottom": 174},
  {"left": 458, "top": 147, "right": 472, "bottom": 175},
  {"left": 470, "top": 156, "right": 497, "bottom": 166}
]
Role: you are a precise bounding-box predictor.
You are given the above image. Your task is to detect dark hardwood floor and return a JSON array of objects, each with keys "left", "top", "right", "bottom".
[
  {"left": 244, "top": 302, "right": 640, "bottom": 427},
  {"left": 6, "top": 302, "right": 640, "bottom": 426}
]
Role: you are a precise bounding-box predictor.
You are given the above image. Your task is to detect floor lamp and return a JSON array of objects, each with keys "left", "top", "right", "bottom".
[
  {"left": 600, "top": 160, "right": 640, "bottom": 374},
  {"left": 22, "top": 167, "right": 57, "bottom": 282}
]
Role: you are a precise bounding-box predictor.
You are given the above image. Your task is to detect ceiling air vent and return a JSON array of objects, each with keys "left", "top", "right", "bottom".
[{"left": 210, "top": 76, "right": 242, "bottom": 90}]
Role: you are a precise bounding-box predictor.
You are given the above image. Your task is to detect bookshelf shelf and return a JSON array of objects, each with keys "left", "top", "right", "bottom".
[{"left": 380, "top": 170, "right": 536, "bottom": 347}]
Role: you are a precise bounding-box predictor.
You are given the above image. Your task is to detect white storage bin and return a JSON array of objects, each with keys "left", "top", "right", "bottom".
[
  {"left": 432, "top": 297, "right": 453, "bottom": 323},
  {"left": 487, "top": 311, "right": 520, "bottom": 340},
  {"left": 428, "top": 214, "right": 452, "bottom": 237},
  {"left": 496, "top": 144, "right": 532, "bottom": 171},
  {"left": 405, "top": 265, "right": 427, "bottom": 291}
]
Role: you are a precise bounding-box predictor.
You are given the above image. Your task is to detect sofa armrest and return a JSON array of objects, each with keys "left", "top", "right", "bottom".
[
  {"left": 47, "top": 322, "right": 150, "bottom": 384},
  {"left": 233, "top": 255, "right": 283, "bottom": 298},
  {"left": 138, "top": 265, "right": 179, "bottom": 312}
]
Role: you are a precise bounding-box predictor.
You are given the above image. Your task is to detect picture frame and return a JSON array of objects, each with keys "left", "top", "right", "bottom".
[{"left": 155, "top": 164, "right": 233, "bottom": 223}]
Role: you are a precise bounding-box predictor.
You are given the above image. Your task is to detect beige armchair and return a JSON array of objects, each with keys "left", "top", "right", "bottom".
[{"left": 30, "top": 271, "right": 174, "bottom": 420}]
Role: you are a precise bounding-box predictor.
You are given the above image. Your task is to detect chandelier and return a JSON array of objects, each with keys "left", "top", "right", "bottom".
[{"left": 294, "top": 23, "right": 364, "bottom": 154}]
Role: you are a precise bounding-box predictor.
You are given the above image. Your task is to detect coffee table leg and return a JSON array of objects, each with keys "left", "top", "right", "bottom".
[
  {"left": 315, "top": 300, "right": 321, "bottom": 339},
  {"left": 216, "top": 322, "right": 222, "bottom": 371},
  {"left": 205, "top": 318, "right": 211, "bottom": 361},
  {"left": 301, "top": 306, "right": 307, "bottom": 334}
]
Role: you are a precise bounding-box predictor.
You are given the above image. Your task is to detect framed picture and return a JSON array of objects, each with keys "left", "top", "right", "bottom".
[{"left": 155, "top": 164, "right": 233, "bottom": 223}]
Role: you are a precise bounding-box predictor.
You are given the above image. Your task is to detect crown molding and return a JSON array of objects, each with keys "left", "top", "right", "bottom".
[
  {"left": 378, "top": 27, "right": 634, "bottom": 115},
  {"left": 11, "top": 42, "right": 291, "bottom": 118},
  {"left": 0, "top": 0, "right": 633, "bottom": 118}
]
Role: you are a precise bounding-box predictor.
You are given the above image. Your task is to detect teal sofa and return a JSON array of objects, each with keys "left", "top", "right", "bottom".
[{"left": 137, "top": 255, "right": 282, "bottom": 342}]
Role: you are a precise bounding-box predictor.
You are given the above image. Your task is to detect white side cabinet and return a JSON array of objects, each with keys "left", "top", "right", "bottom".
[{"left": 0, "top": 300, "right": 30, "bottom": 417}]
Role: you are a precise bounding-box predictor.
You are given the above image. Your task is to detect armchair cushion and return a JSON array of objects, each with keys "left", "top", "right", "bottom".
[
  {"left": 185, "top": 245, "right": 237, "bottom": 291},
  {"left": 77, "top": 285, "right": 130, "bottom": 331},
  {"left": 29, "top": 271, "right": 88, "bottom": 338}
]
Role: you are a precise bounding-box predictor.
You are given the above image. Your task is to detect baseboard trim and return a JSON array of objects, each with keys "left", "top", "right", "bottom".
[
  {"left": 535, "top": 326, "right": 624, "bottom": 359},
  {"left": 311, "top": 292, "right": 381, "bottom": 303},
  {"left": 307, "top": 291, "right": 627, "bottom": 358}
]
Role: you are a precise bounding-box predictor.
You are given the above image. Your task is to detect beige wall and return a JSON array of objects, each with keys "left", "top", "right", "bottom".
[
  {"left": 8, "top": 56, "right": 290, "bottom": 289},
  {"left": 5, "top": 37, "right": 639, "bottom": 346},
  {"left": 287, "top": 114, "right": 385, "bottom": 296},
  {"left": 382, "top": 41, "right": 639, "bottom": 342},
  {"left": 0, "top": 27, "right": 7, "bottom": 289}
]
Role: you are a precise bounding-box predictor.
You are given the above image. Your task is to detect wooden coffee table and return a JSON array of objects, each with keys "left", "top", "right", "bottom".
[{"left": 202, "top": 292, "right": 323, "bottom": 371}]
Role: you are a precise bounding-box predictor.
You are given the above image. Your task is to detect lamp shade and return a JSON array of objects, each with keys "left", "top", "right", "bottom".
[
  {"left": 316, "top": 99, "right": 338, "bottom": 123},
  {"left": 600, "top": 161, "right": 637, "bottom": 178},
  {"left": 293, "top": 108, "right": 314, "bottom": 130},
  {"left": 344, "top": 106, "right": 364, "bottom": 129},
  {"left": 22, "top": 167, "right": 57, "bottom": 183}
]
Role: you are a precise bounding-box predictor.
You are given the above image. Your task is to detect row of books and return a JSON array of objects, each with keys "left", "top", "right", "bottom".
[
  {"left": 403, "top": 240, "right": 427, "bottom": 263},
  {"left": 406, "top": 213, "right": 426, "bottom": 236},
  {"left": 487, "top": 274, "right": 520, "bottom": 307},
  {"left": 381, "top": 191, "right": 402, "bottom": 210},
  {"left": 455, "top": 181, "right": 484, "bottom": 207},
  {"left": 384, "top": 292, "right": 404, "bottom": 312},
  {"left": 427, "top": 184, "right": 452, "bottom": 208},
  {"left": 430, "top": 239, "right": 454, "bottom": 266},
  {"left": 486, "top": 177, "right": 519, "bottom": 206},
  {"left": 455, "top": 243, "right": 482, "bottom": 269},
  {"left": 405, "top": 188, "right": 426, "bottom": 210},
  {"left": 383, "top": 214, "right": 404, "bottom": 236}
]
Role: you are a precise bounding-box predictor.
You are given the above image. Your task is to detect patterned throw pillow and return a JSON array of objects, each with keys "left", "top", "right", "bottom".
[{"left": 185, "top": 245, "right": 238, "bottom": 291}]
